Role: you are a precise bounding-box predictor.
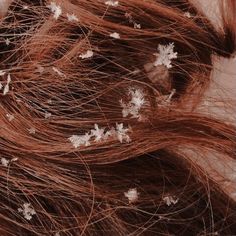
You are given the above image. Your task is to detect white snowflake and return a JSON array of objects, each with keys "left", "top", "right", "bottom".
[
  {"left": 90, "top": 124, "right": 105, "bottom": 142},
  {"left": 109, "top": 32, "right": 120, "bottom": 39},
  {"left": 105, "top": 0, "right": 119, "bottom": 7},
  {"left": 69, "top": 132, "right": 92, "bottom": 148},
  {"left": 18, "top": 203, "right": 36, "bottom": 220},
  {"left": 67, "top": 13, "right": 79, "bottom": 22},
  {"left": 3, "top": 74, "right": 11, "bottom": 95},
  {"left": 134, "top": 23, "right": 141, "bottom": 29},
  {"left": 115, "top": 123, "right": 131, "bottom": 143},
  {"left": 1, "top": 158, "right": 10, "bottom": 167},
  {"left": 120, "top": 88, "right": 146, "bottom": 120},
  {"left": 6, "top": 113, "right": 14, "bottom": 121},
  {"left": 47, "top": 2, "right": 62, "bottom": 20},
  {"left": 184, "top": 12, "right": 192, "bottom": 18},
  {"left": 79, "top": 50, "right": 94, "bottom": 59},
  {"left": 153, "top": 43, "right": 178, "bottom": 68},
  {"left": 124, "top": 188, "right": 139, "bottom": 203},
  {"left": 162, "top": 195, "right": 179, "bottom": 206},
  {"left": 28, "top": 127, "right": 36, "bottom": 134}
]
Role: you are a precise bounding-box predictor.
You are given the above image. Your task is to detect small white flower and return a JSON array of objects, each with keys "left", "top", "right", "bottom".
[
  {"left": 1, "top": 157, "right": 10, "bottom": 167},
  {"left": 124, "top": 188, "right": 139, "bottom": 203},
  {"left": 115, "top": 123, "right": 131, "bottom": 143},
  {"left": 153, "top": 43, "right": 178, "bottom": 68},
  {"left": 134, "top": 23, "right": 141, "bottom": 29},
  {"left": 105, "top": 0, "right": 119, "bottom": 7},
  {"left": 18, "top": 203, "right": 36, "bottom": 220},
  {"left": 47, "top": 2, "right": 62, "bottom": 20},
  {"left": 69, "top": 132, "right": 92, "bottom": 148},
  {"left": 3, "top": 74, "right": 11, "bottom": 95},
  {"left": 79, "top": 50, "right": 94, "bottom": 59},
  {"left": 90, "top": 124, "right": 105, "bottom": 142},
  {"left": 109, "top": 32, "right": 120, "bottom": 39},
  {"left": 162, "top": 195, "right": 179, "bottom": 206},
  {"left": 6, "top": 113, "right": 14, "bottom": 121},
  {"left": 67, "top": 13, "right": 79, "bottom": 22}
]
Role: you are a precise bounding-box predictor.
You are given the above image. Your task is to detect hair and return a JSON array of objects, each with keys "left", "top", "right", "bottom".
[{"left": 0, "top": 0, "right": 236, "bottom": 235}]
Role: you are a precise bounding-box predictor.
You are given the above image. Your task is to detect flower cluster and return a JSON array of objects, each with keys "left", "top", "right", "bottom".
[
  {"left": 69, "top": 123, "right": 131, "bottom": 148},
  {"left": 153, "top": 42, "right": 178, "bottom": 68},
  {"left": 18, "top": 203, "right": 36, "bottom": 220},
  {"left": 120, "top": 87, "right": 146, "bottom": 121}
]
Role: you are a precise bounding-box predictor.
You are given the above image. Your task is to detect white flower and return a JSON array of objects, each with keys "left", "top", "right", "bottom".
[
  {"left": 115, "top": 123, "right": 131, "bottom": 143},
  {"left": 120, "top": 88, "right": 146, "bottom": 120},
  {"left": 3, "top": 74, "right": 11, "bottom": 95},
  {"left": 5, "top": 38, "right": 10, "bottom": 45},
  {"left": 153, "top": 43, "right": 178, "bottom": 68},
  {"left": 67, "top": 13, "right": 79, "bottom": 22},
  {"left": 47, "top": 2, "right": 62, "bottom": 20},
  {"left": 69, "top": 132, "right": 92, "bottom": 148},
  {"left": 28, "top": 127, "right": 36, "bottom": 134},
  {"left": 109, "top": 32, "right": 120, "bottom": 39},
  {"left": 124, "top": 188, "right": 139, "bottom": 203},
  {"left": 18, "top": 203, "right": 36, "bottom": 220},
  {"left": 105, "top": 0, "right": 119, "bottom": 7},
  {"left": 6, "top": 113, "right": 14, "bottom": 121},
  {"left": 1, "top": 158, "right": 10, "bottom": 167},
  {"left": 134, "top": 23, "right": 141, "bottom": 29},
  {"left": 162, "top": 195, "right": 179, "bottom": 206},
  {"left": 90, "top": 124, "right": 105, "bottom": 142},
  {"left": 79, "top": 50, "right": 94, "bottom": 59}
]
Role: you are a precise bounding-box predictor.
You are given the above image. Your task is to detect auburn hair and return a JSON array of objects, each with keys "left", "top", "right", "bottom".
[{"left": 0, "top": 0, "right": 236, "bottom": 235}]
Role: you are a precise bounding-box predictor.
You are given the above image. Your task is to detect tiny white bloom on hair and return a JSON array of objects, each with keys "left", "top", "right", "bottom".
[
  {"left": 109, "top": 32, "right": 120, "bottom": 39},
  {"left": 134, "top": 23, "right": 141, "bottom": 29},
  {"left": 162, "top": 195, "right": 179, "bottom": 206},
  {"left": 154, "top": 42, "right": 178, "bottom": 68},
  {"left": 18, "top": 203, "right": 36, "bottom": 220},
  {"left": 69, "top": 132, "right": 92, "bottom": 148},
  {"left": 1, "top": 157, "right": 10, "bottom": 167},
  {"left": 3, "top": 74, "right": 11, "bottom": 95},
  {"left": 90, "top": 124, "right": 105, "bottom": 142},
  {"left": 115, "top": 123, "right": 131, "bottom": 143},
  {"left": 105, "top": 0, "right": 119, "bottom": 7},
  {"left": 124, "top": 188, "right": 139, "bottom": 203},
  {"left": 79, "top": 50, "right": 94, "bottom": 59},
  {"left": 6, "top": 113, "right": 14, "bottom": 122},
  {"left": 28, "top": 127, "right": 36, "bottom": 134},
  {"left": 47, "top": 2, "right": 62, "bottom": 20},
  {"left": 67, "top": 13, "right": 79, "bottom": 22}
]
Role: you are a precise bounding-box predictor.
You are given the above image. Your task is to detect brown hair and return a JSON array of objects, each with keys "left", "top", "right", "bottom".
[{"left": 0, "top": 0, "right": 236, "bottom": 235}]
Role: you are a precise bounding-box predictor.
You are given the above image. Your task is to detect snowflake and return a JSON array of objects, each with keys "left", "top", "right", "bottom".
[
  {"left": 79, "top": 50, "right": 94, "bottom": 59},
  {"left": 28, "top": 127, "right": 36, "bottom": 134},
  {"left": 69, "top": 132, "right": 92, "bottom": 148},
  {"left": 153, "top": 43, "right": 177, "bottom": 68},
  {"left": 134, "top": 23, "right": 141, "bottom": 29},
  {"left": 47, "top": 2, "right": 62, "bottom": 20},
  {"left": 105, "top": 0, "right": 119, "bottom": 7},
  {"left": 184, "top": 12, "right": 192, "bottom": 18},
  {"left": 6, "top": 113, "right": 14, "bottom": 121},
  {"left": 120, "top": 88, "right": 146, "bottom": 120},
  {"left": 124, "top": 188, "right": 139, "bottom": 203},
  {"left": 18, "top": 203, "right": 36, "bottom": 220},
  {"left": 162, "top": 195, "right": 179, "bottom": 206},
  {"left": 109, "top": 32, "right": 120, "bottom": 39},
  {"left": 67, "top": 13, "right": 79, "bottom": 22},
  {"left": 1, "top": 158, "right": 10, "bottom": 167},
  {"left": 90, "top": 124, "right": 105, "bottom": 142},
  {"left": 115, "top": 123, "right": 131, "bottom": 143},
  {"left": 3, "top": 74, "right": 11, "bottom": 95}
]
